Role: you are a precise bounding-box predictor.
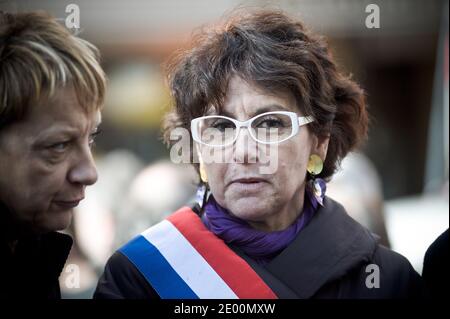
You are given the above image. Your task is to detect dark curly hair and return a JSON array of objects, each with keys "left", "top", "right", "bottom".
[{"left": 163, "top": 9, "right": 368, "bottom": 181}]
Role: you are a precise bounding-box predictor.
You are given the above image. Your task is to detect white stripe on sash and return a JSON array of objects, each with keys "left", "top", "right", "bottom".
[{"left": 141, "top": 220, "right": 238, "bottom": 299}]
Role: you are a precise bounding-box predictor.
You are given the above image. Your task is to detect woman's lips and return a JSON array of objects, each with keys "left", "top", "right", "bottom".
[
  {"left": 52, "top": 199, "right": 83, "bottom": 209},
  {"left": 229, "top": 178, "right": 268, "bottom": 193}
]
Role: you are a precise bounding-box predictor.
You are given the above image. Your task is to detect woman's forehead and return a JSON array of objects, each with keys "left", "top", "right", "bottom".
[
  {"left": 208, "top": 77, "right": 299, "bottom": 118},
  {"left": 16, "top": 88, "right": 101, "bottom": 137}
]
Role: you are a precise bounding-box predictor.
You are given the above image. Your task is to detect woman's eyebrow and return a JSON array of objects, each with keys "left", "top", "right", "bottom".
[
  {"left": 35, "top": 126, "right": 79, "bottom": 140},
  {"left": 216, "top": 104, "right": 291, "bottom": 118},
  {"left": 250, "top": 104, "right": 291, "bottom": 116},
  {"left": 31, "top": 127, "right": 77, "bottom": 149}
]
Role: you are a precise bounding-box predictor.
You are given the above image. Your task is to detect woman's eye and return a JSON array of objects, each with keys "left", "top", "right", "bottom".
[
  {"left": 88, "top": 138, "right": 96, "bottom": 148},
  {"left": 89, "top": 129, "right": 101, "bottom": 148},
  {"left": 258, "top": 119, "right": 284, "bottom": 128},
  {"left": 88, "top": 135, "right": 95, "bottom": 146},
  {"left": 212, "top": 121, "right": 234, "bottom": 131},
  {"left": 49, "top": 141, "right": 70, "bottom": 152}
]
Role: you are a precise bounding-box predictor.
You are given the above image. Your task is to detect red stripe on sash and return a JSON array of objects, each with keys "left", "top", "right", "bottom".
[{"left": 167, "top": 207, "right": 278, "bottom": 299}]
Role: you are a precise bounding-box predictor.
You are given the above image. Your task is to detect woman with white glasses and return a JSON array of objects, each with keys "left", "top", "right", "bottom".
[{"left": 95, "top": 9, "right": 424, "bottom": 299}]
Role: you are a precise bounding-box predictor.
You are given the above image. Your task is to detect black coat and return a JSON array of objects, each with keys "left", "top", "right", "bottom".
[
  {"left": 0, "top": 204, "right": 73, "bottom": 299},
  {"left": 422, "top": 229, "right": 449, "bottom": 299},
  {"left": 94, "top": 197, "right": 425, "bottom": 299}
]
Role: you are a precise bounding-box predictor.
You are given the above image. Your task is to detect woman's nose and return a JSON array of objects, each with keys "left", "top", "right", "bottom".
[
  {"left": 232, "top": 127, "right": 258, "bottom": 164},
  {"left": 68, "top": 148, "right": 98, "bottom": 186}
]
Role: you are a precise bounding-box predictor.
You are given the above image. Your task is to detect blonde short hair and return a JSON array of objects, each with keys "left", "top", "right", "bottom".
[{"left": 0, "top": 11, "right": 106, "bottom": 128}]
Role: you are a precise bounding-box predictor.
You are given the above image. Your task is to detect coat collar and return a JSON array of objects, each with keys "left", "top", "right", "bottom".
[
  {"left": 1, "top": 201, "right": 73, "bottom": 283},
  {"left": 265, "top": 196, "right": 378, "bottom": 298}
]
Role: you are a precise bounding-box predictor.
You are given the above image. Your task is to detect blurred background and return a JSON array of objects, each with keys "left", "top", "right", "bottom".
[{"left": 1, "top": 0, "right": 448, "bottom": 298}]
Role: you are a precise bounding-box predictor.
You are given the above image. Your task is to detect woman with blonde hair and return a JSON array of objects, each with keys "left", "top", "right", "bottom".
[{"left": 0, "top": 11, "right": 106, "bottom": 298}]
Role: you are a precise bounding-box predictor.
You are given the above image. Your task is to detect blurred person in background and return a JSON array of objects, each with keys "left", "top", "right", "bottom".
[
  {"left": 327, "top": 152, "right": 390, "bottom": 247},
  {"left": 95, "top": 9, "right": 423, "bottom": 299},
  {"left": 0, "top": 11, "right": 106, "bottom": 298},
  {"left": 61, "top": 150, "right": 143, "bottom": 298},
  {"left": 113, "top": 160, "right": 198, "bottom": 248}
]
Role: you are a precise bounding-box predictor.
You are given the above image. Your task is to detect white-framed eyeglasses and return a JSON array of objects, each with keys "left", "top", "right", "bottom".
[{"left": 191, "top": 111, "right": 314, "bottom": 147}]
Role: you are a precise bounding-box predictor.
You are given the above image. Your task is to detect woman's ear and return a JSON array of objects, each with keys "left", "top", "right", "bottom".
[{"left": 312, "top": 134, "right": 330, "bottom": 161}]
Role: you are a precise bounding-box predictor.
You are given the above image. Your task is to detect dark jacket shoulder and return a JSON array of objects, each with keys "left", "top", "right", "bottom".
[
  {"left": 320, "top": 244, "right": 424, "bottom": 299},
  {"left": 422, "top": 229, "right": 449, "bottom": 298},
  {"left": 0, "top": 231, "right": 73, "bottom": 299},
  {"left": 94, "top": 251, "right": 159, "bottom": 299},
  {"left": 267, "top": 197, "right": 425, "bottom": 299}
]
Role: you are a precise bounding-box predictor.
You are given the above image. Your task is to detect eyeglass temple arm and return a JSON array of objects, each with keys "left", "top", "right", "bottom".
[{"left": 298, "top": 116, "right": 315, "bottom": 126}]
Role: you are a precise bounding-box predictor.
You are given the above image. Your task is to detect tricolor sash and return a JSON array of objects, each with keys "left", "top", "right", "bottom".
[{"left": 119, "top": 206, "right": 278, "bottom": 299}]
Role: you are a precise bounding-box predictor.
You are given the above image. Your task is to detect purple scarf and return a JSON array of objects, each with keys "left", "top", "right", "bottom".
[{"left": 202, "top": 189, "right": 320, "bottom": 264}]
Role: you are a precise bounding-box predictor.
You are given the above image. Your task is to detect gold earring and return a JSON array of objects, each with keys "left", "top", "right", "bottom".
[
  {"left": 307, "top": 154, "right": 326, "bottom": 206},
  {"left": 307, "top": 154, "right": 323, "bottom": 176},
  {"left": 199, "top": 162, "right": 208, "bottom": 183}
]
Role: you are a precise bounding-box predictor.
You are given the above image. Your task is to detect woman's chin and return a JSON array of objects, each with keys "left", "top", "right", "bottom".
[
  {"left": 226, "top": 197, "right": 270, "bottom": 222},
  {"left": 35, "top": 209, "right": 74, "bottom": 233}
]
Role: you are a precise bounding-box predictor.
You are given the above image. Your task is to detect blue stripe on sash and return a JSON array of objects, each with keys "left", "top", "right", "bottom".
[{"left": 119, "top": 235, "right": 199, "bottom": 299}]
